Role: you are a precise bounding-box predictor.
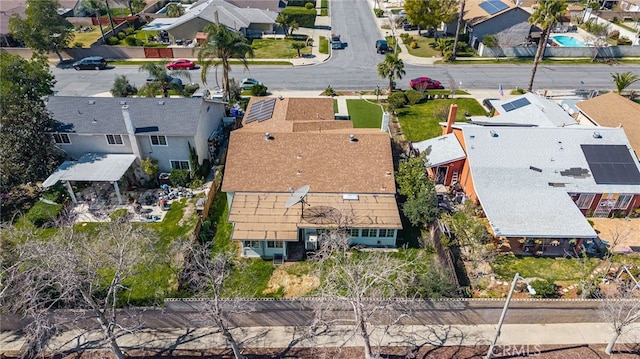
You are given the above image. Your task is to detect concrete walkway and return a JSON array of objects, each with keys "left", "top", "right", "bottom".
[{"left": 2, "top": 323, "right": 639, "bottom": 354}]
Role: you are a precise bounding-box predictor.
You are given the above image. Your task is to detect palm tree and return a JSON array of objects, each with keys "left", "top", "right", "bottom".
[
  {"left": 377, "top": 53, "right": 405, "bottom": 92},
  {"left": 611, "top": 71, "right": 640, "bottom": 94},
  {"left": 288, "top": 20, "right": 299, "bottom": 37},
  {"left": 138, "top": 63, "right": 190, "bottom": 97},
  {"left": 196, "top": 23, "right": 254, "bottom": 101},
  {"left": 451, "top": 0, "right": 465, "bottom": 61},
  {"left": 165, "top": 3, "right": 184, "bottom": 18},
  {"left": 527, "top": 0, "right": 567, "bottom": 92},
  {"left": 275, "top": 13, "right": 289, "bottom": 36},
  {"left": 291, "top": 41, "right": 306, "bottom": 57}
]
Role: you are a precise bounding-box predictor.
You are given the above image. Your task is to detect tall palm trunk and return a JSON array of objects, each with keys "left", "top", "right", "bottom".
[
  {"left": 527, "top": 27, "right": 549, "bottom": 92},
  {"left": 451, "top": 0, "right": 465, "bottom": 61},
  {"left": 104, "top": 0, "right": 116, "bottom": 33},
  {"left": 96, "top": 10, "right": 106, "bottom": 44}
]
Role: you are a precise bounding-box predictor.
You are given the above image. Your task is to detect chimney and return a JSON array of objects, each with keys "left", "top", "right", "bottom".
[
  {"left": 121, "top": 105, "right": 142, "bottom": 160},
  {"left": 443, "top": 104, "right": 458, "bottom": 135}
]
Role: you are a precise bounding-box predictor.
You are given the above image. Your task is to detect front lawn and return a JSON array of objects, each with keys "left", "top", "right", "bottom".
[
  {"left": 347, "top": 99, "right": 383, "bottom": 128},
  {"left": 251, "top": 38, "right": 312, "bottom": 58},
  {"left": 491, "top": 255, "right": 600, "bottom": 282},
  {"left": 397, "top": 98, "right": 485, "bottom": 141},
  {"left": 403, "top": 35, "right": 441, "bottom": 58}
]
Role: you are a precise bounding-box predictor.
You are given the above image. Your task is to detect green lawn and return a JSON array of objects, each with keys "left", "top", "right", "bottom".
[
  {"left": 319, "top": 36, "right": 329, "bottom": 54},
  {"left": 403, "top": 35, "right": 441, "bottom": 58},
  {"left": 72, "top": 28, "right": 104, "bottom": 48},
  {"left": 397, "top": 98, "right": 485, "bottom": 141},
  {"left": 251, "top": 38, "right": 312, "bottom": 58},
  {"left": 347, "top": 99, "right": 383, "bottom": 128},
  {"left": 490, "top": 255, "right": 601, "bottom": 282}
]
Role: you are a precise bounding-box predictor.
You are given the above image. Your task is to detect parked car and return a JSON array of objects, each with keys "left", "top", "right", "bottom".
[
  {"left": 240, "top": 77, "right": 262, "bottom": 90},
  {"left": 376, "top": 39, "right": 390, "bottom": 54},
  {"left": 72, "top": 56, "right": 107, "bottom": 70},
  {"left": 402, "top": 22, "right": 419, "bottom": 31},
  {"left": 331, "top": 33, "right": 341, "bottom": 42},
  {"left": 410, "top": 77, "right": 444, "bottom": 90},
  {"left": 146, "top": 75, "right": 183, "bottom": 87},
  {"left": 331, "top": 40, "right": 343, "bottom": 49},
  {"left": 166, "top": 59, "right": 195, "bottom": 70}
]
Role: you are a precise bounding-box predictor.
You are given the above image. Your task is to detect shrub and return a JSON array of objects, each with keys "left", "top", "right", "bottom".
[
  {"left": 116, "top": 31, "right": 126, "bottom": 40},
  {"left": 530, "top": 279, "right": 558, "bottom": 298},
  {"left": 617, "top": 36, "right": 632, "bottom": 45},
  {"left": 375, "top": 9, "right": 384, "bottom": 17},
  {"left": 26, "top": 201, "right": 63, "bottom": 227},
  {"left": 183, "top": 83, "right": 200, "bottom": 97},
  {"left": 42, "top": 183, "right": 67, "bottom": 203},
  {"left": 125, "top": 36, "right": 142, "bottom": 46},
  {"left": 608, "top": 30, "right": 620, "bottom": 40},
  {"left": 410, "top": 41, "right": 418, "bottom": 49},
  {"left": 281, "top": 7, "right": 316, "bottom": 28},
  {"left": 304, "top": 2, "right": 314, "bottom": 9},
  {"left": 405, "top": 89, "right": 426, "bottom": 105},
  {"left": 106, "top": 36, "right": 120, "bottom": 45},
  {"left": 403, "top": 36, "right": 414, "bottom": 44},
  {"left": 250, "top": 83, "right": 268, "bottom": 96},
  {"left": 387, "top": 91, "right": 408, "bottom": 111},
  {"left": 73, "top": 42, "right": 84, "bottom": 48},
  {"left": 124, "top": 27, "right": 135, "bottom": 35},
  {"left": 170, "top": 169, "right": 191, "bottom": 187},
  {"left": 322, "top": 85, "right": 336, "bottom": 97}
]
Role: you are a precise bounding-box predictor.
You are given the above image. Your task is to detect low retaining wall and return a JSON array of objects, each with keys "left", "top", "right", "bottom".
[
  {"left": 478, "top": 44, "right": 640, "bottom": 57},
  {"left": 1, "top": 46, "right": 198, "bottom": 60}
]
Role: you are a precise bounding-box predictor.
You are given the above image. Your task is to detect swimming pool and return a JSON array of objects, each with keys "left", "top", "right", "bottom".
[{"left": 552, "top": 35, "right": 586, "bottom": 47}]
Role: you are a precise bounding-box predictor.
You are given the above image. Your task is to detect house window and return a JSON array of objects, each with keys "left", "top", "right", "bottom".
[
  {"left": 106, "top": 134, "right": 123, "bottom": 145},
  {"left": 348, "top": 228, "right": 359, "bottom": 237},
  {"left": 53, "top": 133, "right": 70, "bottom": 144},
  {"left": 150, "top": 135, "right": 167, "bottom": 146},
  {"left": 245, "top": 241, "right": 260, "bottom": 248},
  {"left": 379, "top": 229, "right": 395, "bottom": 237},
  {"left": 614, "top": 194, "right": 633, "bottom": 209},
  {"left": 576, "top": 194, "right": 595, "bottom": 209},
  {"left": 267, "top": 241, "right": 283, "bottom": 248},
  {"left": 361, "top": 229, "right": 378, "bottom": 237},
  {"left": 170, "top": 160, "right": 190, "bottom": 170}
]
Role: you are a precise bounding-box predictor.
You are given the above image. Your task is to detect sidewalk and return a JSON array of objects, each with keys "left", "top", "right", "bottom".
[{"left": 2, "top": 323, "right": 639, "bottom": 354}]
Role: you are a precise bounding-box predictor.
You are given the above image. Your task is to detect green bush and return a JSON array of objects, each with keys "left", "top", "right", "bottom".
[
  {"left": 375, "top": 9, "right": 384, "bottom": 17},
  {"left": 608, "top": 30, "right": 620, "bottom": 40},
  {"left": 124, "top": 27, "right": 135, "bottom": 35},
  {"left": 116, "top": 31, "right": 126, "bottom": 40},
  {"left": 387, "top": 91, "right": 408, "bottom": 111},
  {"left": 405, "top": 89, "right": 426, "bottom": 105},
  {"left": 282, "top": 7, "right": 316, "bottom": 28},
  {"left": 73, "top": 42, "right": 84, "bottom": 48},
  {"left": 287, "top": 0, "right": 311, "bottom": 5},
  {"left": 106, "top": 36, "right": 120, "bottom": 45},
  {"left": 322, "top": 85, "right": 336, "bottom": 97},
  {"left": 42, "top": 183, "right": 68, "bottom": 203},
  {"left": 304, "top": 2, "right": 314, "bottom": 9},
  {"left": 250, "top": 83, "right": 268, "bottom": 96},
  {"left": 617, "top": 36, "right": 632, "bottom": 45},
  {"left": 183, "top": 83, "right": 200, "bottom": 97},
  {"left": 170, "top": 169, "right": 191, "bottom": 187},
  {"left": 26, "top": 200, "right": 63, "bottom": 227},
  {"left": 199, "top": 159, "right": 211, "bottom": 178},
  {"left": 125, "top": 36, "right": 143, "bottom": 46},
  {"left": 530, "top": 279, "right": 557, "bottom": 298},
  {"left": 410, "top": 41, "right": 418, "bottom": 49}
]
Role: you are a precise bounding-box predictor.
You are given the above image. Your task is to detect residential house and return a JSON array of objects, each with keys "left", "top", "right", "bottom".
[
  {"left": 143, "top": 0, "right": 278, "bottom": 43},
  {"left": 44, "top": 96, "right": 226, "bottom": 201},
  {"left": 413, "top": 94, "right": 640, "bottom": 255},
  {"left": 575, "top": 92, "right": 640, "bottom": 157},
  {"left": 446, "top": 0, "right": 533, "bottom": 48},
  {"left": 0, "top": 0, "right": 79, "bottom": 46},
  {"left": 221, "top": 97, "right": 402, "bottom": 259},
  {"left": 619, "top": 0, "right": 640, "bottom": 11}
]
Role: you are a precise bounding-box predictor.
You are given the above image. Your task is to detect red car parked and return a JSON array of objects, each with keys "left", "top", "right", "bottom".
[
  {"left": 166, "top": 59, "right": 195, "bottom": 70},
  {"left": 410, "top": 77, "right": 444, "bottom": 90}
]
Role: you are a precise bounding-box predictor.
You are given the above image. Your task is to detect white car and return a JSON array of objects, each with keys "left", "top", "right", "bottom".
[{"left": 240, "top": 78, "right": 262, "bottom": 90}]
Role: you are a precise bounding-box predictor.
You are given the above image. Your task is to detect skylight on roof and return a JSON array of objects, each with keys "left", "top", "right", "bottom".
[
  {"left": 479, "top": 0, "right": 509, "bottom": 15},
  {"left": 502, "top": 97, "right": 531, "bottom": 112}
]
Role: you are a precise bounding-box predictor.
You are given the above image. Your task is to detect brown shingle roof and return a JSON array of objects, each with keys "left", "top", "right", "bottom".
[
  {"left": 222, "top": 131, "right": 396, "bottom": 194},
  {"left": 463, "top": 0, "right": 517, "bottom": 26},
  {"left": 240, "top": 97, "right": 338, "bottom": 133},
  {"left": 576, "top": 92, "right": 640, "bottom": 153}
]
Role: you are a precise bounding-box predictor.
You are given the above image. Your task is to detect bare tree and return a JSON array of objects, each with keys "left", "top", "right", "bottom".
[
  {"left": 177, "top": 240, "right": 249, "bottom": 359},
  {"left": 599, "top": 283, "right": 640, "bottom": 354},
  {"left": 311, "top": 232, "right": 417, "bottom": 359},
  {"left": 1, "top": 219, "right": 158, "bottom": 359}
]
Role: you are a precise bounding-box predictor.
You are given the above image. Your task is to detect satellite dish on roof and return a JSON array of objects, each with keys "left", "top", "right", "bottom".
[{"left": 285, "top": 185, "right": 310, "bottom": 208}]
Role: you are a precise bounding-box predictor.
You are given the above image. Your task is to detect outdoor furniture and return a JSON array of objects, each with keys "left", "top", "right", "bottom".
[{"left": 551, "top": 240, "right": 560, "bottom": 246}]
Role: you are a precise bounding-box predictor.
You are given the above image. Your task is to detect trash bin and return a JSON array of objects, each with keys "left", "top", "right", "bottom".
[{"left": 231, "top": 109, "right": 239, "bottom": 117}]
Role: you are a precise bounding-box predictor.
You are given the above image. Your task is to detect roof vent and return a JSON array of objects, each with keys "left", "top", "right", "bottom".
[
  {"left": 119, "top": 101, "right": 126, "bottom": 105},
  {"left": 92, "top": 118, "right": 97, "bottom": 124},
  {"left": 278, "top": 95, "right": 284, "bottom": 100},
  {"left": 593, "top": 131, "right": 602, "bottom": 139},
  {"left": 264, "top": 132, "right": 274, "bottom": 141},
  {"left": 490, "top": 130, "right": 498, "bottom": 137},
  {"left": 88, "top": 100, "right": 95, "bottom": 105},
  {"left": 158, "top": 101, "right": 165, "bottom": 105},
  {"left": 529, "top": 166, "right": 542, "bottom": 173},
  {"left": 349, "top": 134, "right": 358, "bottom": 142}
]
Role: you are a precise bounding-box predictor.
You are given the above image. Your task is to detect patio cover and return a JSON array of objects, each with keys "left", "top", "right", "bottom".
[
  {"left": 43, "top": 153, "right": 136, "bottom": 188},
  {"left": 141, "top": 18, "right": 181, "bottom": 31}
]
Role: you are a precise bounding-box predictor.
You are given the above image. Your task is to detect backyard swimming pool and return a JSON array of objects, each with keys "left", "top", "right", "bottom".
[{"left": 552, "top": 35, "right": 586, "bottom": 47}]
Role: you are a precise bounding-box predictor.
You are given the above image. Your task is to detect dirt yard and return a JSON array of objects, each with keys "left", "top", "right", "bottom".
[
  {"left": 262, "top": 265, "right": 319, "bottom": 298},
  {"left": 590, "top": 218, "right": 640, "bottom": 253}
]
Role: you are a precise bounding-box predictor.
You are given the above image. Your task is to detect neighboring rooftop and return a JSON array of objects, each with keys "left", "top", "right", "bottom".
[
  {"left": 471, "top": 93, "right": 578, "bottom": 127},
  {"left": 46, "top": 97, "right": 217, "bottom": 136},
  {"left": 463, "top": 0, "right": 518, "bottom": 26},
  {"left": 458, "top": 125, "right": 640, "bottom": 238},
  {"left": 412, "top": 133, "right": 466, "bottom": 167}
]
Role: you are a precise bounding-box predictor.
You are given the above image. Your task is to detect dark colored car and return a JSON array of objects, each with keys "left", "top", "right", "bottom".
[
  {"left": 403, "top": 22, "right": 419, "bottom": 31},
  {"left": 166, "top": 59, "right": 195, "bottom": 70},
  {"left": 410, "top": 77, "right": 444, "bottom": 90},
  {"left": 376, "top": 39, "right": 389, "bottom": 54},
  {"left": 331, "top": 40, "right": 343, "bottom": 49},
  {"left": 146, "top": 75, "right": 183, "bottom": 87},
  {"left": 72, "top": 56, "right": 107, "bottom": 70}
]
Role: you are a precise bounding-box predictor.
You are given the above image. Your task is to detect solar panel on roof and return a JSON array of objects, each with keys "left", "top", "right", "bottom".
[
  {"left": 502, "top": 97, "right": 531, "bottom": 112},
  {"left": 581, "top": 144, "right": 640, "bottom": 185},
  {"left": 479, "top": 0, "right": 509, "bottom": 15},
  {"left": 244, "top": 98, "right": 276, "bottom": 124}
]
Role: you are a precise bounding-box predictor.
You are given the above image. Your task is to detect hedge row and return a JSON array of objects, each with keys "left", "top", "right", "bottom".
[
  {"left": 287, "top": 0, "right": 315, "bottom": 7},
  {"left": 282, "top": 7, "right": 317, "bottom": 28}
]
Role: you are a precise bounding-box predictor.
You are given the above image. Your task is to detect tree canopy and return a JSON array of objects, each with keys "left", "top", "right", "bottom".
[
  {"left": 377, "top": 53, "right": 405, "bottom": 92},
  {"left": 396, "top": 153, "right": 439, "bottom": 227},
  {"left": 404, "top": 0, "right": 459, "bottom": 35},
  {"left": 611, "top": 71, "right": 639, "bottom": 94},
  {"left": 0, "top": 53, "right": 61, "bottom": 193},
  {"left": 9, "top": 0, "right": 74, "bottom": 61}
]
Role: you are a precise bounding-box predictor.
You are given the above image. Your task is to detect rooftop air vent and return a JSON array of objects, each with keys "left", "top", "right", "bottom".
[
  {"left": 119, "top": 101, "right": 126, "bottom": 105},
  {"left": 264, "top": 132, "right": 274, "bottom": 141},
  {"left": 593, "top": 131, "right": 602, "bottom": 139},
  {"left": 88, "top": 100, "right": 95, "bottom": 105},
  {"left": 349, "top": 134, "right": 358, "bottom": 142},
  {"left": 490, "top": 130, "right": 498, "bottom": 137},
  {"left": 529, "top": 166, "right": 542, "bottom": 173},
  {"left": 158, "top": 101, "right": 165, "bottom": 106}
]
